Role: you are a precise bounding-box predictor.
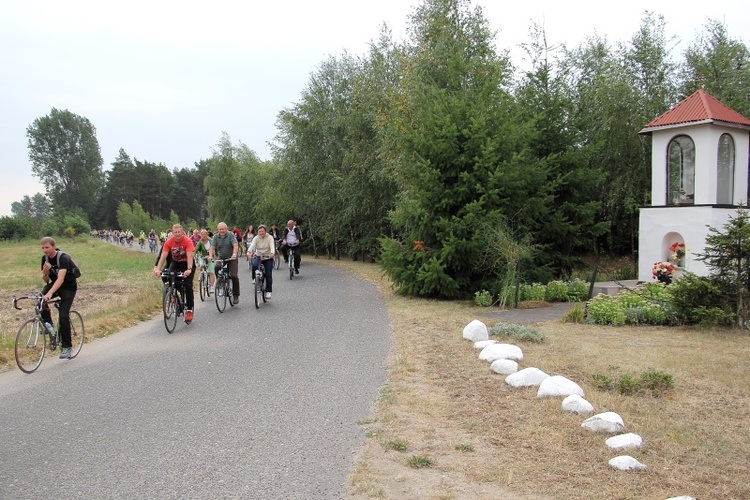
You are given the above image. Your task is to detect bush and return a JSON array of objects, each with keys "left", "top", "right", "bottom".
[
  {"left": 563, "top": 303, "right": 585, "bottom": 323},
  {"left": 489, "top": 322, "right": 546, "bottom": 343},
  {"left": 474, "top": 290, "right": 493, "bottom": 307},
  {"left": 519, "top": 283, "right": 546, "bottom": 301},
  {"left": 567, "top": 279, "right": 589, "bottom": 301},
  {"left": 586, "top": 294, "right": 626, "bottom": 325},
  {"left": 668, "top": 273, "right": 732, "bottom": 326},
  {"left": 593, "top": 368, "right": 674, "bottom": 397},
  {"left": 545, "top": 280, "right": 568, "bottom": 302}
]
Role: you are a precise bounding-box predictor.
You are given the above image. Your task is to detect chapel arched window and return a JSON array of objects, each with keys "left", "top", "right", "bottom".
[{"left": 667, "top": 135, "right": 695, "bottom": 205}]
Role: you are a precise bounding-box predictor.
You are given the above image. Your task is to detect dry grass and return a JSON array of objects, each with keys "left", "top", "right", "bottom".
[{"left": 322, "top": 258, "right": 750, "bottom": 499}]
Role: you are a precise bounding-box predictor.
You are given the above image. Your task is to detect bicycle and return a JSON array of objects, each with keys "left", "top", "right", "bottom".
[
  {"left": 12, "top": 294, "right": 85, "bottom": 374},
  {"left": 161, "top": 270, "right": 188, "bottom": 333},
  {"left": 253, "top": 255, "right": 272, "bottom": 309},
  {"left": 273, "top": 241, "right": 281, "bottom": 270},
  {"left": 213, "top": 258, "right": 237, "bottom": 313},
  {"left": 196, "top": 256, "right": 212, "bottom": 302},
  {"left": 148, "top": 237, "right": 157, "bottom": 254},
  {"left": 286, "top": 244, "right": 300, "bottom": 280}
]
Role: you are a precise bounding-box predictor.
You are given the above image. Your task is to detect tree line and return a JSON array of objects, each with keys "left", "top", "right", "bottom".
[{"left": 7, "top": 0, "right": 750, "bottom": 299}]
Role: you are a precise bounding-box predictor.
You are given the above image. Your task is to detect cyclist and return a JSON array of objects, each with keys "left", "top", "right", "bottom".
[
  {"left": 153, "top": 224, "right": 195, "bottom": 323},
  {"left": 39, "top": 236, "right": 78, "bottom": 359},
  {"left": 243, "top": 225, "right": 255, "bottom": 255},
  {"left": 139, "top": 230, "right": 146, "bottom": 249},
  {"left": 248, "top": 224, "right": 275, "bottom": 300},
  {"left": 195, "top": 229, "right": 215, "bottom": 293},
  {"left": 208, "top": 222, "right": 240, "bottom": 305},
  {"left": 279, "top": 219, "right": 302, "bottom": 274}
]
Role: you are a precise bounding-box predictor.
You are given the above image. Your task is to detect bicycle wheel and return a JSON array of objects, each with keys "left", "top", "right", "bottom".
[
  {"left": 228, "top": 279, "right": 236, "bottom": 308},
  {"left": 254, "top": 273, "right": 262, "bottom": 309},
  {"left": 289, "top": 257, "right": 294, "bottom": 280},
  {"left": 261, "top": 275, "right": 267, "bottom": 303},
  {"left": 215, "top": 276, "right": 227, "bottom": 313},
  {"left": 15, "top": 319, "right": 46, "bottom": 373},
  {"left": 68, "top": 311, "right": 85, "bottom": 359},
  {"left": 163, "top": 286, "right": 178, "bottom": 333},
  {"left": 273, "top": 252, "right": 280, "bottom": 270},
  {"left": 199, "top": 273, "right": 206, "bottom": 302}
]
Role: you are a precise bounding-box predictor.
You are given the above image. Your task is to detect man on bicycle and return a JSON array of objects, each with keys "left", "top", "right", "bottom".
[
  {"left": 208, "top": 222, "right": 240, "bottom": 304},
  {"left": 153, "top": 224, "right": 195, "bottom": 323},
  {"left": 40, "top": 237, "right": 78, "bottom": 359},
  {"left": 248, "top": 224, "right": 275, "bottom": 300},
  {"left": 279, "top": 219, "right": 302, "bottom": 274}
]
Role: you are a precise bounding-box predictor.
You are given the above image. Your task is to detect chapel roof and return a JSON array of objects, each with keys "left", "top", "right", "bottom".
[{"left": 640, "top": 89, "right": 750, "bottom": 133}]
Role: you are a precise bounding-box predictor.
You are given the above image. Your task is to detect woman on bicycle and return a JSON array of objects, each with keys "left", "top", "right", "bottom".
[
  {"left": 248, "top": 225, "right": 275, "bottom": 300},
  {"left": 195, "top": 229, "right": 215, "bottom": 292}
]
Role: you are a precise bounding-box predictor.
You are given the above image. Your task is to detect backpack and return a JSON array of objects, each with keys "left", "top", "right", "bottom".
[{"left": 50, "top": 251, "right": 82, "bottom": 280}]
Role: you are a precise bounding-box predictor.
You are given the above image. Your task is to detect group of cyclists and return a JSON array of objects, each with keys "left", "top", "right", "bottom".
[{"left": 152, "top": 219, "right": 303, "bottom": 324}]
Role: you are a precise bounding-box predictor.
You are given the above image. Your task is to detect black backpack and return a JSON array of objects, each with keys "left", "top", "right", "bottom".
[{"left": 50, "top": 251, "right": 82, "bottom": 280}]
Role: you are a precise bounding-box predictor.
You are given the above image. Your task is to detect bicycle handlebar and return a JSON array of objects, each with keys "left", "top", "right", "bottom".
[{"left": 12, "top": 294, "right": 61, "bottom": 311}]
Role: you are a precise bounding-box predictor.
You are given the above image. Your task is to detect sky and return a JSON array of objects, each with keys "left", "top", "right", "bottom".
[{"left": 2, "top": 0, "right": 749, "bottom": 216}]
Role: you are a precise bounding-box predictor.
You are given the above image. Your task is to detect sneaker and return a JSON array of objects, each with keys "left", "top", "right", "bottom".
[
  {"left": 59, "top": 347, "right": 71, "bottom": 359},
  {"left": 295, "top": 268, "right": 299, "bottom": 274},
  {"left": 265, "top": 292, "right": 272, "bottom": 300},
  {"left": 185, "top": 310, "right": 193, "bottom": 323},
  {"left": 209, "top": 285, "right": 215, "bottom": 293},
  {"left": 252, "top": 279, "right": 255, "bottom": 284},
  {"left": 233, "top": 296, "right": 239, "bottom": 305}
]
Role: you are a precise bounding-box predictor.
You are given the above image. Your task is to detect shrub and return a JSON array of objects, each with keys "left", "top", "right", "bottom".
[
  {"left": 668, "top": 273, "right": 731, "bottom": 326},
  {"left": 592, "top": 368, "right": 674, "bottom": 397},
  {"left": 489, "top": 323, "right": 546, "bottom": 343},
  {"left": 545, "top": 280, "right": 569, "bottom": 302},
  {"left": 519, "top": 283, "right": 546, "bottom": 301},
  {"left": 562, "top": 303, "right": 585, "bottom": 323},
  {"left": 474, "top": 290, "right": 493, "bottom": 307},
  {"left": 586, "top": 294, "right": 626, "bottom": 325},
  {"left": 639, "top": 368, "right": 674, "bottom": 397},
  {"left": 567, "top": 279, "right": 589, "bottom": 301}
]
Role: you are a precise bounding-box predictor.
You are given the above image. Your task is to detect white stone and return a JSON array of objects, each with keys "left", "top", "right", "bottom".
[
  {"left": 561, "top": 394, "right": 594, "bottom": 415},
  {"left": 537, "top": 375, "right": 584, "bottom": 398},
  {"left": 463, "top": 320, "right": 489, "bottom": 342},
  {"left": 581, "top": 412, "right": 625, "bottom": 434},
  {"left": 608, "top": 455, "right": 647, "bottom": 471},
  {"left": 479, "top": 343, "right": 523, "bottom": 363},
  {"left": 474, "top": 339, "right": 499, "bottom": 349},
  {"left": 606, "top": 433, "right": 643, "bottom": 450},
  {"left": 505, "top": 367, "right": 549, "bottom": 387},
  {"left": 490, "top": 359, "right": 518, "bottom": 375}
]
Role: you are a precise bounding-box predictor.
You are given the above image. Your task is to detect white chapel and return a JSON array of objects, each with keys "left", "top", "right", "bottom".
[{"left": 638, "top": 89, "right": 750, "bottom": 281}]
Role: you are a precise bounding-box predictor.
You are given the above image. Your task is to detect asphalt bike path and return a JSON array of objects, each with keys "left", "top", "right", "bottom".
[{"left": 0, "top": 245, "right": 391, "bottom": 499}]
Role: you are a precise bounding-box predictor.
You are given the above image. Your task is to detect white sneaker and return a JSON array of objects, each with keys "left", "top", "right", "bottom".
[
  {"left": 209, "top": 285, "right": 215, "bottom": 293},
  {"left": 252, "top": 279, "right": 256, "bottom": 284},
  {"left": 265, "top": 292, "right": 271, "bottom": 300}
]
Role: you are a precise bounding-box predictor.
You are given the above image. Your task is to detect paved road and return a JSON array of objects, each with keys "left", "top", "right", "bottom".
[{"left": 0, "top": 258, "right": 391, "bottom": 499}]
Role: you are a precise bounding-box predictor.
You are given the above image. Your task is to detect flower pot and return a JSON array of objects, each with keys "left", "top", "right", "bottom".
[{"left": 657, "top": 273, "right": 672, "bottom": 285}]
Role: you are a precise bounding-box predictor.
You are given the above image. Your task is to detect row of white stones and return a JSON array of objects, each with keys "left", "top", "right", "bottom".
[{"left": 462, "top": 319, "right": 694, "bottom": 500}]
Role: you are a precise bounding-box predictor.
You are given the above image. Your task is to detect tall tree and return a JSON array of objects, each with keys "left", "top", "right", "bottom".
[
  {"left": 11, "top": 193, "right": 52, "bottom": 221},
  {"left": 680, "top": 19, "right": 750, "bottom": 117},
  {"left": 380, "top": 0, "right": 544, "bottom": 298},
  {"left": 515, "top": 23, "right": 608, "bottom": 279},
  {"left": 26, "top": 108, "right": 104, "bottom": 221}
]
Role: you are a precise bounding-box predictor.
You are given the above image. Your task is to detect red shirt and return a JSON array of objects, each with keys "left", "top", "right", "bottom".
[{"left": 163, "top": 235, "right": 195, "bottom": 263}]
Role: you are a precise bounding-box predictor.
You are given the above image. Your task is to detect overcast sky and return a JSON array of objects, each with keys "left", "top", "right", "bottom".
[{"left": 2, "top": 0, "right": 749, "bottom": 216}]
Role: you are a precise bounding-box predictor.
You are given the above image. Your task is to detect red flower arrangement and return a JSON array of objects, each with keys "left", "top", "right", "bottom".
[{"left": 669, "top": 241, "right": 686, "bottom": 260}]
